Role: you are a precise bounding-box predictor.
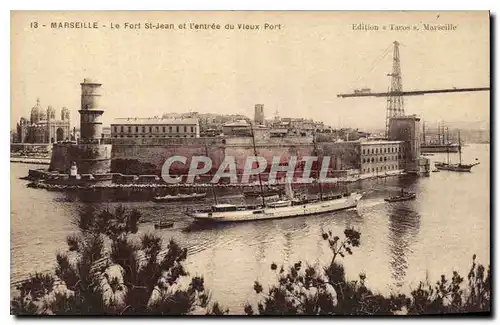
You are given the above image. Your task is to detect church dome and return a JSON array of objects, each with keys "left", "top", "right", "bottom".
[
  {"left": 38, "top": 107, "right": 47, "bottom": 120},
  {"left": 30, "top": 98, "right": 42, "bottom": 124}
]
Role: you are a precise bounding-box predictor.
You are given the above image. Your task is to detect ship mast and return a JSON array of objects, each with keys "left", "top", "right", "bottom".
[
  {"left": 204, "top": 141, "right": 218, "bottom": 205},
  {"left": 249, "top": 123, "right": 266, "bottom": 207},
  {"left": 422, "top": 121, "right": 426, "bottom": 145},
  {"left": 437, "top": 122, "right": 441, "bottom": 145},
  {"left": 458, "top": 130, "right": 462, "bottom": 166},
  {"left": 313, "top": 131, "right": 323, "bottom": 200},
  {"left": 446, "top": 126, "right": 450, "bottom": 165}
]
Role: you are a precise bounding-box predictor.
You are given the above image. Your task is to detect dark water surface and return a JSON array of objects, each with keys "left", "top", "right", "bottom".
[{"left": 11, "top": 144, "right": 490, "bottom": 313}]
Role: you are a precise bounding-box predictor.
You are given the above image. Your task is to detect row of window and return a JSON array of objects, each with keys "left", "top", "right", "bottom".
[
  {"left": 113, "top": 135, "right": 196, "bottom": 138},
  {"left": 112, "top": 125, "right": 197, "bottom": 134},
  {"left": 362, "top": 147, "right": 400, "bottom": 155},
  {"left": 362, "top": 165, "right": 399, "bottom": 173},
  {"left": 362, "top": 155, "right": 401, "bottom": 163}
]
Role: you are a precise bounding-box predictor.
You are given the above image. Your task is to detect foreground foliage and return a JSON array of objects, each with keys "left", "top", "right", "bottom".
[
  {"left": 245, "top": 228, "right": 490, "bottom": 315},
  {"left": 11, "top": 206, "right": 226, "bottom": 315}
]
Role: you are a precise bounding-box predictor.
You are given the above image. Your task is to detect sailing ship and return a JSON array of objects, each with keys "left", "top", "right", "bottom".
[
  {"left": 188, "top": 126, "right": 363, "bottom": 223},
  {"left": 420, "top": 121, "right": 460, "bottom": 153},
  {"left": 434, "top": 130, "right": 479, "bottom": 172}
]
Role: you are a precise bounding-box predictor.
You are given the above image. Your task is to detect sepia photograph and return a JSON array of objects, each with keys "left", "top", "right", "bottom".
[{"left": 10, "top": 10, "right": 490, "bottom": 316}]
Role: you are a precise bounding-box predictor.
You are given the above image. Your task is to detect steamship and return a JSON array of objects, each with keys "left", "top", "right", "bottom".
[
  {"left": 188, "top": 183, "right": 363, "bottom": 223},
  {"left": 187, "top": 125, "right": 363, "bottom": 223}
]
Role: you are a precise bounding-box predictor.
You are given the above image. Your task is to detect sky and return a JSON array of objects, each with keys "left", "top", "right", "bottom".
[{"left": 11, "top": 11, "right": 490, "bottom": 131}]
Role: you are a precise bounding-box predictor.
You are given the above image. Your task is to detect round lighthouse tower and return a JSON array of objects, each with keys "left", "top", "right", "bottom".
[
  {"left": 79, "top": 78, "right": 104, "bottom": 142},
  {"left": 50, "top": 78, "right": 112, "bottom": 175}
]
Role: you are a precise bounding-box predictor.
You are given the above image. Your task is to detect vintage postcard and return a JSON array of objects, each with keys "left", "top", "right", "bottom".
[{"left": 10, "top": 11, "right": 490, "bottom": 315}]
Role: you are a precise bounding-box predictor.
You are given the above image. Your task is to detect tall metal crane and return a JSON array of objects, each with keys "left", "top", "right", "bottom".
[{"left": 337, "top": 41, "right": 490, "bottom": 136}]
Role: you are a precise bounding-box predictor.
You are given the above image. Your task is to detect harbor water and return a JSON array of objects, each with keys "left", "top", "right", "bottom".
[{"left": 10, "top": 144, "right": 490, "bottom": 313}]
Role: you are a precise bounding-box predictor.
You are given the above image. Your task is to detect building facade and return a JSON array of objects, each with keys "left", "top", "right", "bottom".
[
  {"left": 388, "top": 115, "right": 421, "bottom": 173},
  {"left": 111, "top": 117, "right": 200, "bottom": 138},
  {"left": 15, "top": 99, "right": 71, "bottom": 143},
  {"left": 360, "top": 140, "right": 404, "bottom": 175}
]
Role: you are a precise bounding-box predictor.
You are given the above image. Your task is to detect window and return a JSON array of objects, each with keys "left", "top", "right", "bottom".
[
  {"left": 120, "top": 126, "right": 124, "bottom": 133},
  {"left": 128, "top": 126, "right": 131, "bottom": 133},
  {"left": 114, "top": 126, "right": 117, "bottom": 133},
  {"left": 135, "top": 126, "right": 139, "bottom": 132},
  {"left": 184, "top": 126, "right": 187, "bottom": 133},
  {"left": 142, "top": 126, "right": 146, "bottom": 132},
  {"left": 149, "top": 127, "right": 152, "bottom": 133},
  {"left": 156, "top": 127, "right": 159, "bottom": 132},
  {"left": 371, "top": 158, "right": 374, "bottom": 163},
  {"left": 169, "top": 126, "right": 172, "bottom": 133},
  {"left": 384, "top": 157, "right": 387, "bottom": 161},
  {"left": 176, "top": 126, "right": 179, "bottom": 133},
  {"left": 163, "top": 127, "right": 166, "bottom": 132}
]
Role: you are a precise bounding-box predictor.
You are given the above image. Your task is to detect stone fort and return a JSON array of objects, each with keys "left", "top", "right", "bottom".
[{"left": 49, "top": 79, "right": 422, "bottom": 178}]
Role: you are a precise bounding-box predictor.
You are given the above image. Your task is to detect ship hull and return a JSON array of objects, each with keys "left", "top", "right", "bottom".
[
  {"left": 420, "top": 145, "right": 459, "bottom": 153},
  {"left": 153, "top": 193, "right": 207, "bottom": 202},
  {"left": 435, "top": 165, "right": 472, "bottom": 172},
  {"left": 191, "top": 193, "right": 363, "bottom": 223}
]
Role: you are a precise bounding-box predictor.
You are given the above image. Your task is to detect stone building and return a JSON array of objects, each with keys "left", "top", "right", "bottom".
[
  {"left": 388, "top": 115, "right": 421, "bottom": 173},
  {"left": 111, "top": 117, "right": 200, "bottom": 138},
  {"left": 360, "top": 140, "right": 404, "bottom": 175},
  {"left": 15, "top": 98, "right": 71, "bottom": 143}
]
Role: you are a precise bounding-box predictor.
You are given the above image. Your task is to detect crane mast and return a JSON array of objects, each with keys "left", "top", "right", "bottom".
[
  {"left": 337, "top": 41, "right": 490, "bottom": 138},
  {"left": 385, "top": 41, "right": 405, "bottom": 136}
]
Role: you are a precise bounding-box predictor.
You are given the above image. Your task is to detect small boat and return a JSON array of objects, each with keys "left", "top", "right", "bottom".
[
  {"left": 384, "top": 189, "right": 416, "bottom": 202},
  {"left": 432, "top": 169, "right": 440, "bottom": 173},
  {"left": 152, "top": 192, "right": 207, "bottom": 202},
  {"left": 154, "top": 221, "right": 174, "bottom": 229}
]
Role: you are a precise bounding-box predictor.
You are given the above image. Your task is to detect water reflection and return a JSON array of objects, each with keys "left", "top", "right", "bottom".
[{"left": 387, "top": 205, "right": 421, "bottom": 286}]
